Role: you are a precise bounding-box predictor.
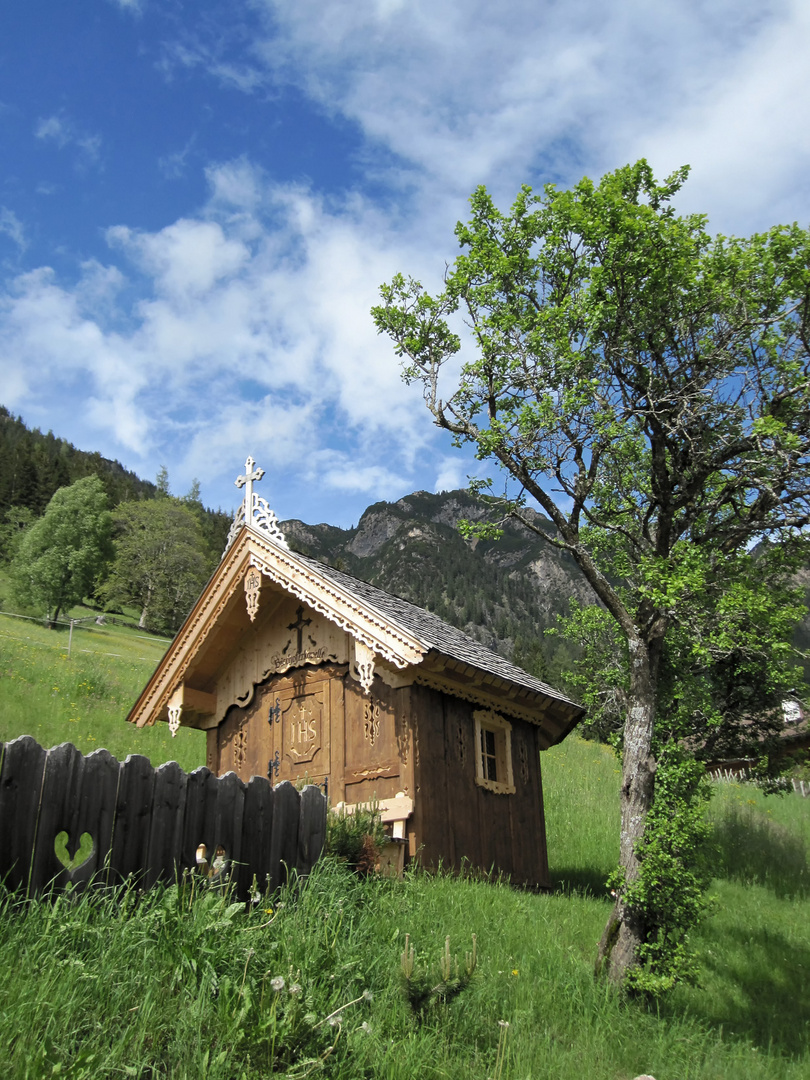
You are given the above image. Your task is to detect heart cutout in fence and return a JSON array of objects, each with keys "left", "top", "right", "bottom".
[{"left": 54, "top": 831, "right": 95, "bottom": 872}]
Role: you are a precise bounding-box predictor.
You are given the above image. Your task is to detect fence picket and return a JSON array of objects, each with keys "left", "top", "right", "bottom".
[
  {"left": 0, "top": 736, "right": 47, "bottom": 893},
  {"left": 236, "top": 775, "right": 275, "bottom": 899},
  {"left": 298, "top": 785, "right": 328, "bottom": 878},
  {"left": 0, "top": 737, "right": 327, "bottom": 901},
  {"left": 110, "top": 754, "right": 154, "bottom": 884},
  {"left": 268, "top": 781, "right": 301, "bottom": 892},
  {"left": 213, "top": 771, "right": 246, "bottom": 882},
  {"left": 145, "top": 760, "right": 187, "bottom": 888},
  {"left": 181, "top": 766, "right": 218, "bottom": 878}
]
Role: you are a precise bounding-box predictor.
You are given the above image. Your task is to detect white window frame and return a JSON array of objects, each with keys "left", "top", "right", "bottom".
[{"left": 473, "top": 709, "right": 515, "bottom": 794}]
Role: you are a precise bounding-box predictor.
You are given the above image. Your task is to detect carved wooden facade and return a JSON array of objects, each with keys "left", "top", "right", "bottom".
[{"left": 127, "top": 460, "right": 585, "bottom": 888}]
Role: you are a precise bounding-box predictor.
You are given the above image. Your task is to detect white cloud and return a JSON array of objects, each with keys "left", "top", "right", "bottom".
[
  {"left": 241, "top": 0, "right": 809, "bottom": 228},
  {"left": 631, "top": 0, "right": 810, "bottom": 231},
  {"left": 158, "top": 137, "right": 196, "bottom": 180},
  {"left": 35, "top": 115, "right": 71, "bottom": 148},
  {"left": 35, "top": 113, "right": 102, "bottom": 167},
  {"left": 182, "top": 397, "right": 318, "bottom": 482},
  {"left": 156, "top": 36, "right": 267, "bottom": 95},
  {"left": 206, "top": 157, "right": 266, "bottom": 213},
  {"left": 0, "top": 207, "right": 26, "bottom": 249},
  {"left": 108, "top": 219, "right": 251, "bottom": 299},
  {"left": 0, "top": 161, "right": 444, "bottom": 514},
  {"left": 434, "top": 457, "right": 469, "bottom": 494},
  {"left": 318, "top": 455, "right": 411, "bottom": 498},
  {"left": 0, "top": 266, "right": 149, "bottom": 451}
]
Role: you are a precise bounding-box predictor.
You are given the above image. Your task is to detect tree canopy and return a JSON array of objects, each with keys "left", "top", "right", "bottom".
[
  {"left": 373, "top": 160, "right": 810, "bottom": 991},
  {"left": 11, "top": 475, "right": 113, "bottom": 624},
  {"left": 101, "top": 497, "right": 211, "bottom": 634}
]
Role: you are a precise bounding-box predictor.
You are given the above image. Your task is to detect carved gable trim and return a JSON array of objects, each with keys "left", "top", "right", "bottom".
[
  {"left": 246, "top": 536, "right": 425, "bottom": 670},
  {"left": 128, "top": 533, "right": 254, "bottom": 729}
]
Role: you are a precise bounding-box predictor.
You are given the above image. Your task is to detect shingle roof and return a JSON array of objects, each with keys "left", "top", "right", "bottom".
[{"left": 298, "top": 551, "right": 581, "bottom": 711}]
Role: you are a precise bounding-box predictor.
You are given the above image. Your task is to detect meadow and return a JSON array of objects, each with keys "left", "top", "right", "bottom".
[
  {"left": 0, "top": 610, "right": 205, "bottom": 771},
  {"left": 1, "top": 616, "right": 809, "bottom": 1078}
]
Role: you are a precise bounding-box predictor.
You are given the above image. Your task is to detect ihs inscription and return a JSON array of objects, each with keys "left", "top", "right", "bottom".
[{"left": 283, "top": 692, "right": 322, "bottom": 765}]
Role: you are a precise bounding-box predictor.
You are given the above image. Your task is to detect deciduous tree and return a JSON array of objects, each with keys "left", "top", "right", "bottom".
[
  {"left": 102, "top": 498, "right": 210, "bottom": 634},
  {"left": 373, "top": 161, "right": 810, "bottom": 990},
  {"left": 11, "top": 476, "right": 113, "bottom": 624}
]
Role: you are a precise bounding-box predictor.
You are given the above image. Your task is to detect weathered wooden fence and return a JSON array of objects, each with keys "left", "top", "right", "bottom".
[{"left": 0, "top": 736, "right": 327, "bottom": 900}]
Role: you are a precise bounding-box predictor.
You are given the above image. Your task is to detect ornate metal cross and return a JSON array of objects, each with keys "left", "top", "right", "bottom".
[
  {"left": 235, "top": 456, "right": 265, "bottom": 518},
  {"left": 287, "top": 605, "right": 312, "bottom": 653}
]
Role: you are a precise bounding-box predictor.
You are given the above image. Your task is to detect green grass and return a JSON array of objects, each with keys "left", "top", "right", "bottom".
[
  {"left": 543, "top": 734, "right": 621, "bottom": 895},
  {"left": 0, "top": 610, "right": 205, "bottom": 770},
  {"left": 2, "top": 835, "right": 809, "bottom": 1079},
  {"left": 1, "top": 606, "right": 810, "bottom": 1076}
]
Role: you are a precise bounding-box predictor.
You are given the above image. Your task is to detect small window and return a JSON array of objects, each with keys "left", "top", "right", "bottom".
[{"left": 473, "top": 710, "right": 515, "bottom": 794}]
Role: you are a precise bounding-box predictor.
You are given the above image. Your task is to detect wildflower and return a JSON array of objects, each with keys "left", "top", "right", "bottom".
[
  {"left": 270, "top": 976, "right": 285, "bottom": 992},
  {"left": 511, "top": 969, "right": 519, "bottom": 977},
  {"left": 264, "top": 906, "right": 274, "bottom": 915},
  {"left": 289, "top": 983, "right": 302, "bottom": 996},
  {"left": 361, "top": 1021, "right": 372, "bottom": 1034},
  {"left": 498, "top": 1020, "right": 510, "bottom": 1029},
  {"left": 328, "top": 1016, "right": 340, "bottom": 1027},
  {"left": 362, "top": 989, "right": 373, "bottom": 1002}
]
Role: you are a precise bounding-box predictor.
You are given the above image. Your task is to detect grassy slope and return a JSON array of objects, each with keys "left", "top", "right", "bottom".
[
  {"left": 0, "top": 610, "right": 205, "bottom": 770},
  {"left": 1, "top": 619, "right": 809, "bottom": 1077}
]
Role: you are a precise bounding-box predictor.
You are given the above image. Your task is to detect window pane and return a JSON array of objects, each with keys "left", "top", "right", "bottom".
[{"left": 483, "top": 728, "right": 497, "bottom": 781}]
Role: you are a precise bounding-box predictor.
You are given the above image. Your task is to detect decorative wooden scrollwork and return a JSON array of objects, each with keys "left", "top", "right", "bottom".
[
  {"left": 244, "top": 567, "right": 262, "bottom": 621},
  {"left": 363, "top": 699, "right": 381, "bottom": 746},
  {"left": 168, "top": 702, "right": 182, "bottom": 737}
]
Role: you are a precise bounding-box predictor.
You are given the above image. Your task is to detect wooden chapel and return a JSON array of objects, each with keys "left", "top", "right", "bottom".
[{"left": 127, "top": 458, "right": 585, "bottom": 888}]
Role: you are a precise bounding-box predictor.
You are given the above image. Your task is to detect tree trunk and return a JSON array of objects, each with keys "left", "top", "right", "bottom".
[
  {"left": 139, "top": 581, "right": 153, "bottom": 630},
  {"left": 596, "top": 637, "right": 657, "bottom": 985}
]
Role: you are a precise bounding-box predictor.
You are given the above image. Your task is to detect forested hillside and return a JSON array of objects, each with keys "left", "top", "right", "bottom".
[
  {"left": 0, "top": 408, "right": 232, "bottom": 549},
  {"left": 0, "top": 406, "right": 157, "bottom": 516},
  {"left": 0, "top": 409, "right": 231, "bottom": 633}
]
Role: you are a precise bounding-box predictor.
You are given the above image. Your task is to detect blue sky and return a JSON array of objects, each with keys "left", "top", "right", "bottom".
[{"left": 2, "top": 0, "right": 808, "bottom": 527}]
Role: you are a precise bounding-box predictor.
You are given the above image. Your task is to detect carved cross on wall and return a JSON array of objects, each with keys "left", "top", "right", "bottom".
[
  {"left": 287, "top": 605, "right": 312, "bottom": 653},
  {"left": 235, "top": 456, "right": 265, "bottom": 521}
]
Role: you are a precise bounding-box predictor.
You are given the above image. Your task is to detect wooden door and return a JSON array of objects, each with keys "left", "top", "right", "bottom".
[{"left": 217, "top": 666, "right": 341, "bottom": 789}]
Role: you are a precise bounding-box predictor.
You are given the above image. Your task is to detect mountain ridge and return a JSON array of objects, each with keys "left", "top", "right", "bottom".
[{"left": 281, "top": 488, "right": 596, "bottom": 680}]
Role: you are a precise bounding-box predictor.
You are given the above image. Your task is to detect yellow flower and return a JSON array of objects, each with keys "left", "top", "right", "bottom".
[{"left": 511, "top": 969, "right": 519, "bottom": 977}]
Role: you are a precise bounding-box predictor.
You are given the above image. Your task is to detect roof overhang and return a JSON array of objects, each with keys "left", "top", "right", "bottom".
[{"left": 414, "top": 652, "right": 584, "bottom": 748}]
